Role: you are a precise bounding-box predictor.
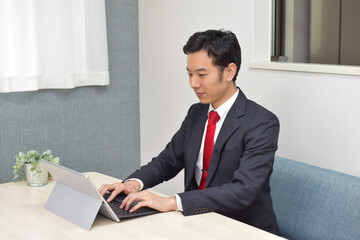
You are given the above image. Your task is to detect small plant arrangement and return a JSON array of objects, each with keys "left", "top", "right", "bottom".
[{"left": 13, "top": 149, "right": 60, "bottom": 182}]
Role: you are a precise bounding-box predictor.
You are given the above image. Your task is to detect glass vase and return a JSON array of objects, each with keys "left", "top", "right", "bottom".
[{"left": 25, "top": 163, "right": 48, "bottom": 187}]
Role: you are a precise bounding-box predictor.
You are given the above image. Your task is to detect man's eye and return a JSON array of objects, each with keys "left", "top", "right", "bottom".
[{"left": 199, "top": 74, "right": 207, "bottom": 77}]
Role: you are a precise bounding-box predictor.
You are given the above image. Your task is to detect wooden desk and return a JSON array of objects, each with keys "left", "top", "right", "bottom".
[{"left": 0, "top": 172, "right": 285, "bottom": 240}]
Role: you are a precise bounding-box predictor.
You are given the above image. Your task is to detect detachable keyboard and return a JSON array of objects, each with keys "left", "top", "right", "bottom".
[{"left": 103, "top": 192, "right": 159, "bottom": 219}]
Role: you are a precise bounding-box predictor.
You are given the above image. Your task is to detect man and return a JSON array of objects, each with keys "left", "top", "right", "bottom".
[{"left": 99, "top": 29, "right": 280, "bottom": 235}]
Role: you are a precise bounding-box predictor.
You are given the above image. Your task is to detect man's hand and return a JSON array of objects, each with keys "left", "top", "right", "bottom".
[
  {"left": 121, "top": 191, "right": 178, "bottom": 213},
  {"left": 99, "top": 180, "right": 141, "bottom": 202}
]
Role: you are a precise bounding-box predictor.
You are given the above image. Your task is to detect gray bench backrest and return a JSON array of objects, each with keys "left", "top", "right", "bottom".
[{"left": 270, "top": 156, "right": 360, "bottom": 240}]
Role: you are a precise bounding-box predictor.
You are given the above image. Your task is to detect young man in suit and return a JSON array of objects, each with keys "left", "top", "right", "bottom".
[{"left": 99, "top": 29, "right": 280, "bottom": 235}]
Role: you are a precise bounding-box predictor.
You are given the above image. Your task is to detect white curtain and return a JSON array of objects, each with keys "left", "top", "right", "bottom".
[{"left": 0, "top": 0, "right": 109, "bottom": 92}]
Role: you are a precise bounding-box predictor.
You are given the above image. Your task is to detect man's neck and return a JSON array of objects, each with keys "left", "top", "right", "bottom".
[{"left": 211, "top": 84, "right": 238, "bottom": 109}]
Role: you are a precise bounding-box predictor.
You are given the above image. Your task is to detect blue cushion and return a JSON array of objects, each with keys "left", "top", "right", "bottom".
[{"left": 270, "top": 156, "right": 360, "bottom": 240}]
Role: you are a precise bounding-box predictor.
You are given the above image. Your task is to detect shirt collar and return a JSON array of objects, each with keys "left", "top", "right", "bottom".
[{"left": 208, "top": 89, "right": 239, "bottom": 120}]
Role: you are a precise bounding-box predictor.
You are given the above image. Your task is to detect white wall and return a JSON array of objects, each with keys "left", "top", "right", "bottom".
[{"left": 139, "top": 0, "right": 360, "bottom": 195}]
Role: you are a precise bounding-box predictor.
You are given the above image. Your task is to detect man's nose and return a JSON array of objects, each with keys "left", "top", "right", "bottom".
[{"left": 190, "top": 76, "right": 200, "bottom": 88}]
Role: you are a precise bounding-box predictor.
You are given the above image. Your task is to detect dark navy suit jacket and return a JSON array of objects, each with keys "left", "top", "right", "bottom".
[{"left": 128, "top": 89, "right": 280, "bottom": 235}]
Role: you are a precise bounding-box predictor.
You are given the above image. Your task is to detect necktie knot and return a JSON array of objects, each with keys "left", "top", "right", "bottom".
[{"left": 208, "top": 111, "right": 220, "bottom": 125}]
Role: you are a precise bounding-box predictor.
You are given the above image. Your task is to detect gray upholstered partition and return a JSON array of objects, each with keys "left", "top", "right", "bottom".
[{"left": 0, "top": 0, "right": 140, "bottom": 183}]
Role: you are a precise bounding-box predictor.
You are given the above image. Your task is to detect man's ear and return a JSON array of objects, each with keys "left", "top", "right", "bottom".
[{"left": 226, "top": 63, "right": 237, "bottom": 82}]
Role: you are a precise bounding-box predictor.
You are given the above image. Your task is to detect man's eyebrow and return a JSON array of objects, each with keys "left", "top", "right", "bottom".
[{"left": 186, "top": 67, "right": 208, "bottom": 72}]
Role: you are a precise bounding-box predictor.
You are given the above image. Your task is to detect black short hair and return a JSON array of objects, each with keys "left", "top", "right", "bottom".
[{"left": 183, "top": 29, "right": 241, "bottom": 82}]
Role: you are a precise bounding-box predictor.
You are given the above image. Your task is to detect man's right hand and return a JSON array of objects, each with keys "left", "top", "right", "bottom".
[{"left": 98, "top": 180, "right": 141, "bottom": 202}]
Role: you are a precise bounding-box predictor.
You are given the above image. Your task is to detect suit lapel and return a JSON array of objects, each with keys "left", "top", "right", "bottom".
[
  {"left": 184, "top": 105, "right": 208, "bottom": 190},
  {"left": 205, "top": 89, "right": 247, "bottom": 188}
]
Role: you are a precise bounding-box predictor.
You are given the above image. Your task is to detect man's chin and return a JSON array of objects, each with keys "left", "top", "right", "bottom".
[{"left": 198, "top": 99, "right": 211, "bottom": 105}]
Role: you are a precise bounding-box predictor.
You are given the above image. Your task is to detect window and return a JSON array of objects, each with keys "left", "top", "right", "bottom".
[
  {"left": 250, "top": 0, "right": 360, "bottom": 76},
  {"left": 271, "top": 0, "right": 360, "bottom": 66},
  {"left": 0, "top": 0, "right": 109, "bottom": 93}
]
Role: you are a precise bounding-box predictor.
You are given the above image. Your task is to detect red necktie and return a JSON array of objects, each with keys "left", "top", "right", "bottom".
[{"left": 199, "top": 110, "right": 220, "bottom": 190}]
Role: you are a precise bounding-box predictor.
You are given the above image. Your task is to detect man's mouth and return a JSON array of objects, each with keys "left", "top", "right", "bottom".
[{"left": 196, "top": 92, "right": 204, "bottom": 97}]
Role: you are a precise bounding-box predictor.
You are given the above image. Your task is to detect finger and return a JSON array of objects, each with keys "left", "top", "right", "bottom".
[
  {"left": 99, "top": 184, "right": 113, "bottom": 196},
  {"left": 107, "top": 185, "right": 125, "bottom": 202},
  {"left": 98, "top": 184, "right": 107, "bottom": 195},
  {"left": 129, "top": 201, "right": 146, "bottom": 213},
  {"left": 120, "top": 193, "right": 132, "bottom": 209},
  {"left": 99, "top": 183, "right": 118, "bottom": 195},
  {"left": 122, "top": 193, "right": 139, "bottom": 210}
]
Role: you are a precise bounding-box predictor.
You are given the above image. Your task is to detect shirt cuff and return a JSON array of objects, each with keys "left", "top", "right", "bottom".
[
  {"left": 175, "top": 194, "right": 184, "bottom": 212},
  {"left": 124, "top": 178, "right": 144, "bottom": 191}
]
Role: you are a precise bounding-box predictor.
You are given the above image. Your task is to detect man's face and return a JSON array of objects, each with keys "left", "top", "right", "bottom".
[{"left": 186, "top": 50, "right": 235, "bottom": 109}]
